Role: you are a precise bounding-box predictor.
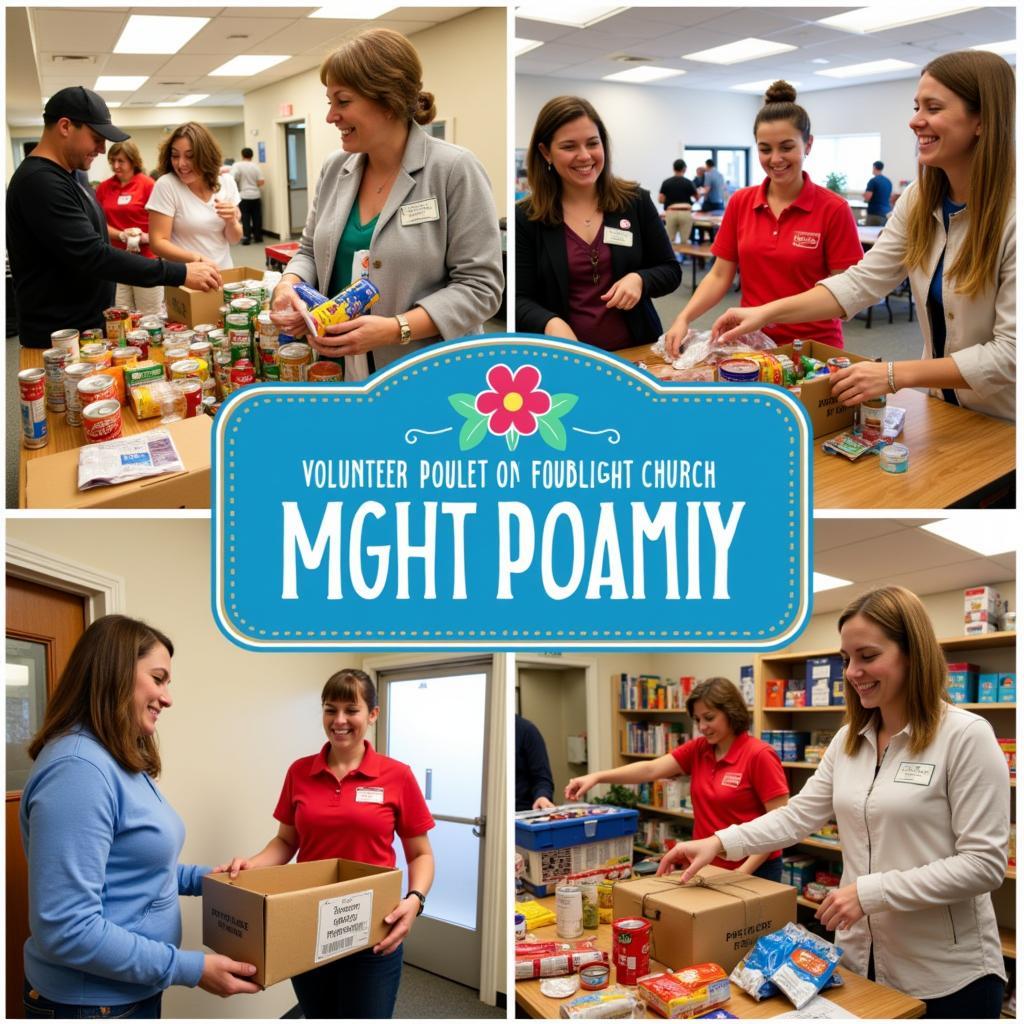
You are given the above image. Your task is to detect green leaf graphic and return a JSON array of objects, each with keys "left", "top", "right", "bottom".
[
  {"left": 506, "top": 427, "right": 520, "bottom": 451},
  {"left": 538, "top": 413, "right": 567, "bottom": 451},
  {"left": 459, "top": 413, "right": 488, "bottom": 451},
  {"left": 547, "top": 393, "right": 579, "bottom": 420},
  {"left": 448, "top": 393, "right": 478, "bottom": 418}
]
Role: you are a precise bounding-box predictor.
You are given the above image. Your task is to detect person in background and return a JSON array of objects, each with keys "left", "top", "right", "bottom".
[
  {"left": 94, "top": 140, "right": 162, "bottom": 317},
  {"left": 567, "top": 678, "right": 790, "bottom": 881},
  {"left": 665, "top": 81, "right": 862, "bottom": 357},
  {"left": 657, "top": 586, "right": 1009, "bottom": 1019},
  {"left": 698, "top": 159, "right": 725, "bottom": 212},
  {"left": 863, "top": 160, "right": 894, "bottom": 225},
  {"left": 6, "top": 87, "right": 218, "bottom": 348},
  {"left": 218, "top": 669, "right": 434, "bottom": 1019},
  {"left": 516, "top": 95, "right": 681, "bottom": 350},
  {"left": 271, "top": 28, "right": 503, "bottom": 379},
  {"left": 659, "top": 158, "right": 698, "bottom": 247},
  {"left": 147, "top": 121, "right": 242, "bottom": 270},
  {"left": 515, "top": 714, "right": 555, "bottom": 811},
  {"left": 233, "top": 147, "right": 265, "bottom": 245},
  {"left": 19, "top": 615, "right": 258, "bottom": 1019},
  {"left": 713, "top": 51, "right": 1015, "bottom": 423}
]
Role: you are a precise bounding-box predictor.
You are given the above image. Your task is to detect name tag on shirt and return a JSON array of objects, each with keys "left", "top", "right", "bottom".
[
  {"left": 792, "top": 231, "right": 821, "bottom": 250},
  {"left": 400, "top": 198, "right": 440, "bottom": 226},
  {"left": 355, "top": 786, "right": 385, "bottom": 804},
  {"left": 720, "top": 771, "right": 742, "bottom": 788},
  {"left": 603, "top": 227, "right": 633, "bottom": 247},
  {"left": 894, "top": 761, "right": 936, "bottom": 786},
  {"left": 117, "top": 194, "right": 133, "bottom": 205}
]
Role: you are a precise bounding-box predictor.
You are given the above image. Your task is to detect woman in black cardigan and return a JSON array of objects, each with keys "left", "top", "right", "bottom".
[{"left": 516, "top": 96, "right": 681, "bottom": 350}]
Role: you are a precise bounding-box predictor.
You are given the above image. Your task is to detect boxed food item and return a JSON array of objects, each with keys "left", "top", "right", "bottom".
[
  {"left": 764, "top": 679, "right": 785, "bottom": 707},
  {"left": 739, "top": 665, "right": 755, "bottom": 707},
  {"left": 782, "top": 856, "right": 816, "bottom": 891},
  {"left": 965, "top": 621, "right": 999, "bottom": 636},
  {"left": 638, "top": 963, "right": 730, "bottom": 1019},
  {"left": 515, "top": 804, "right": 638, "bottom": 896},
  {"left": 977, "top": 673, "right": 1001, "bottom": 704},
  {"left": 612, "top": 869, "right": 795, "bottom": 973},
  {"left": 784, "top": 680, "right": 807, "bottom": 708},
  {"left": 165, "top": 265, "right": 267, "bottom": 327},
  {"left": 946, "top": 663, "right": 980, "bottom": 703},
  {"left": 964, "top": 586, "right": 1002, "bottom": 613},
  {"left": 998, "top": 739, "right": 1015, "bottom": 777},
  {"left": 202, "top": 858, "right": 403, "bottom": 987},
  {"left": 999, "top": 673, "right": 1016, "bottom": 703},
  {"left": 965, "top": 608, "right": 1004, "bottom": 626},
  {"left": 780, "top": 731, "right": 810, "bottom": 763}
]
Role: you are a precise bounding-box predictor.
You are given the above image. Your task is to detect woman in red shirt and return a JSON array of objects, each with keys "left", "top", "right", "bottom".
[
  {"left": 219, "top": 670, "right": 434, "bottom": 1019},
  {"left": 566, "top": 677, "right": 789, "bottom": 880},
  {"left": 94, "top": 140, "right": 162, "bottom": 317},
  {"left": 664, "top": 81, "right": 863, "bottom": 356}
]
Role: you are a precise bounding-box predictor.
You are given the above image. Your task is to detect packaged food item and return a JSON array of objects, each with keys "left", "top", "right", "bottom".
[
  {"left": 515, "top": 949, "right": 608, "bottom": 980},
  {"left": 730, "top": 923, "right": 842, "bottom": 1009},
  {"left": 303, "top": 278, "right": 380, "bottom": 337},
  {"left": 517, "top": 900, "right": 557, "bottom": 930},
  {"left": 580, "top": 963, "right": 610, "bottom": 990},
  {"left": 638, "top": 964, "right": 730, "bottom": 1019},
  {"left": 821, "top": 432, "right": 879, "bottom": 461},
  {"left": 559, "top": 987, "right": 644, "bottom": 1019}
]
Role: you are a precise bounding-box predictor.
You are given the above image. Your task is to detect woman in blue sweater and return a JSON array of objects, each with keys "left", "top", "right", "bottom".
[{"left": 19, "top": 615, "right": 259, "bottom": 1019}]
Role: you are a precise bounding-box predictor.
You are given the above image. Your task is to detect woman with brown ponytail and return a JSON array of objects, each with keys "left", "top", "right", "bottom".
[
  {"left": 271, "top": 28, "right": 503, "bottom": 376},
  {"left": 713, "top": 52, "right": 1015, "bottom": 423},
  {"left": 664, "top": 80, "right": 863, "bottom": 357}
]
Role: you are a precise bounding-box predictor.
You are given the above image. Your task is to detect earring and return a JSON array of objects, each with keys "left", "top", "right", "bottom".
[{"left": 547, "top": 161, "right": 553, "bottom": 171}]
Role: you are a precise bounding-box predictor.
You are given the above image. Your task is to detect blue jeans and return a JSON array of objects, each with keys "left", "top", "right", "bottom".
[
  {"left": 923, "top": 973, "right": 1005, "bottom": 1019},
  {"left": 23, "top": 981, "right": 162, "bottom": 1019},
  {"left": 291, "top": 943, "right": 404, "bottom": 1019},
  {"left": 752, "top": 856, "right": 783, "bottom": 883}
]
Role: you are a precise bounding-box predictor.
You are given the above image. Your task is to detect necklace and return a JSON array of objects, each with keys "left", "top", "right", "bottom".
[{"left": 368, "top": 163, "right": 400, "bottom": 195}]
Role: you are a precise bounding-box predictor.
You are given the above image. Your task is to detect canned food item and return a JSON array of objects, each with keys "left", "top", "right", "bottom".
[
  {"left": 170, "top": 357, "right": 208, "bottom": 382},
  {"left": 50, "top": 328, "right": 80, "bottom": 363},
  {"left": 165, "top": 321, "right": 188, "bottom": 334},
  {"left": 514, "top": 913, "right": 526, "bottom": 941},
  {"left": 103, "top": 306, "right": 129, "bottom": 343},
  {"left": 306, "top": 279, "right": 380, "bottom": 336},
  {"left": 125, "top": 331, "right": 150, "bottom": 360},
  {"left": 82, "top": 398, "right": 123, "bottom": 443},
  {"left": 18, "top": 368, "right": 48, "bottom": 449},
  {"left": 217, "top": 303, "right": 231, "bottom": 328},
  {"left": 578, "top": 880, "right": 599, "bottom": 930},
  {"left": 63, "top": 361, "right": 97, "bottom": 426},
  {"left": 230, "top": 359, "right": 256, "bottom": 388},
  {"left": 207, "top": 328, "right": 227, "bottom": 351},
  {"left": 173, "top": 377, "right": 203, "bottom": 418},
  {"left": 223, "top": 281, "right": 247, "bottom": 305},
  {"left": 42, "top": 348, "right": 68, "bottom": 412},
  {"left": 80, "top": 341, "right": 112, "bottom": 368},
  {"left": 278, "top": 342, "right": 313, "bottom": 381},
  {"left": 163, "top": 346, "right": 190, "bottom": 366},
  {"left": 879, "top": 442, "right": 910, "bottom": 474},
  {"left": 189, "top": 340, "right": 213, "bottom": 365},
  {"left": 165, "top": 330, "right": 195, "bottom": 349},
  {"left": 77, "top": 374, "right": 117, "bottom": 406},
  {"left": 612, "top": 918, "right": 650, "bottom": 986},
  {"left": 257, "top": 310, "right": 279, "bottom": 340},
  {"left": 307, "top": 360, "right": 343, "bottom": 382},
  {"left": 827, "top": 357, "right": 852, "bottom": 374},
  {"left": 293, "top": 281, "right": 330, "bottom": 309},
  {"left": 80, "top": 328, "right": 105, "bottom": 343},
  {"left": 230, "top": 297, "right": 260, "bottom": 331},
  {"left": 578, "top": 964, "right": 610, "bottom": 991},
  {"left": 717, "top": 358, "right": 761, "bottom": 382},
  {"left": 192, "top": 323, "right": 217, "bottom": 343},
  {"left": 859, "top": 394, "right": 886, "bottom": 442},
  {"left": 112, "top": 345, "right": 142, "bottom": 368},
  {"left": 243, "top": 281, "right": 267, "bottom": 308},
  {"left": 597, "top": 880, "right": 615, "bottom": 925},
  {"left": 556, "top": 884, "right": 583, "bottom": 939}
]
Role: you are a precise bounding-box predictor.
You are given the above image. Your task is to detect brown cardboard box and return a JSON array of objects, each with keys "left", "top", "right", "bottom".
[
  {"left": 202, "top": 858, "right": 404, "bottom": 987},
  {"left": 164, "top": 265, "right": 267, "bottom": 327},
  {"left": 25, "top": 415, "right": 211, "bottom": 509},
  {"left": 612, "top": 868, "right": 795, "bottom": 972},
  {"left": 775, "top": 341, "right": 878, "bottom": 437}
]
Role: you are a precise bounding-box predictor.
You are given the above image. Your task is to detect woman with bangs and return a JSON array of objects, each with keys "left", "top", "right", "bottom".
[
  {"left": 712, "top": 51, "right": 1016, "bottom": 423},
  {"left": 146, "top": 121, "right": 242, "bottom": 269},
  {"left": 219, "top": 669, "right": 435, "bottom": 1019},
  {"left": 657, "top": 586, "right": 1009, "bottom": 1019},
  {"left": 270, "top": 28, "right": 503, "bottom": 379},
  {"left": 516, "top": 95, "right": 681, "bottom": 350}
]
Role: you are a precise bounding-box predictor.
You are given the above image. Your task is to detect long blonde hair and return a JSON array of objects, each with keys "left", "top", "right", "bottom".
[{"left": 903, "top": 50, "right": 1014, "bottom": 299}]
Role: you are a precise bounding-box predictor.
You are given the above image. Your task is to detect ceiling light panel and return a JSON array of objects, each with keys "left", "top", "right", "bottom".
[
  {"left": 603, "top": 66, "right": 685, "bottom": 83},
  {"left": 94, "top": 75, "right": 149, "bottom": 91},
  {"left": 515, "top": 4, "right": 626, "bottom": 29},
  {"left": 309, "top": 3, "right": 398, "bottom": 17},
  {"left": 817, "top": 4, "right": 980, "bottom": 34},
  {"left": 815, "top": 59, "right": 917, "bottom": 79},
  {"left": 209, "top": 55, "right": 290, "bottom": 77},
  {"left": 113, "top": 15, "right": 209, "bottom": 55},
  {"left": 683, "top": 38, "right": 797, "bottom": 65},
  {"left": 920, "top": 515, "right": 1017, "bottom": 556},
  {"left": 514, "top": 38, "right": 544, "bottom": 57},
  {"left": 813, "top": 572, "right": 853, "bottom": 593}
]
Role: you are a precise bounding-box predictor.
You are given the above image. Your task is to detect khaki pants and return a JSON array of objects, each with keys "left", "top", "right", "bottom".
[
  {"left": 115, "top": 280, "right": 164, "bottom": 317},
  {"left": 665, "top": 209, "right": 694, "bottom": 245}
]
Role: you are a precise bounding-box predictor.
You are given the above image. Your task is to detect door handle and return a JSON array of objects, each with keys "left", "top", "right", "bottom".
[
  {"left": 472, "top": 814, "right": 486, "bottom": 838},
  {"left": 425, "top": 768, "right": 432, "bottom": 800}
]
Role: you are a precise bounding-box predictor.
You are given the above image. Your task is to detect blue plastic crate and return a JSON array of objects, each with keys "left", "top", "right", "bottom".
[{"left": 514, "top": 803, "right": 639, "bottom": 851}]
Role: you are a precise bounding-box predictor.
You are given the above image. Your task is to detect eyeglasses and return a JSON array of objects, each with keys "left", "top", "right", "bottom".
[{"left": 589, "top": 249, "right": 599, "bottom": 285}]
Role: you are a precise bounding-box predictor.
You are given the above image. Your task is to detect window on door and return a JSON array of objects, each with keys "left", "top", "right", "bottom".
[{"left": 684, "top": 146, "right": 750, "bottom": 194}]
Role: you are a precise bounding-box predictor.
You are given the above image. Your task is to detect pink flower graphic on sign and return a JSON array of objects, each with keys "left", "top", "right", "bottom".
[{"left": 475, "top": 364, "right": 551, "bottom": 437}]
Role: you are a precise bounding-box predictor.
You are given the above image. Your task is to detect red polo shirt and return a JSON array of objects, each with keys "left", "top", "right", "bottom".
[
  {"left": 712, "top": 172, "right": 863, "bottom": 348},
  {"left": 672, "top": 732, "right": 789, "bottom": 869},
  {"left": 94, "top": 173, "right": 156, "bottom": 257},
  {"left": 274, "top": 740, "right": 435, "bottom": 866}
]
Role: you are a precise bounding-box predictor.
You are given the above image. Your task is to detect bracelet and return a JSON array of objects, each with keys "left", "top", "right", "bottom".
[{"left": 886, "top": 361, "right": 897, "bottom": 394}]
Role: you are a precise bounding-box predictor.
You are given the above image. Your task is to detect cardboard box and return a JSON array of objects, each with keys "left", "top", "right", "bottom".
[
  {"left": 25, "top": 415, "right": 211, "bottom": 509},
  {"left": 774, "top": 341, "right": 877, "bottom": 437},
  {"left": 165, "top": 265, "right": 267, "bottom": 328},
  {"left": 202, "top": 858, "right": 403, "bottom": 988},
  {"left": 977, "top": 674, "right": 1000, "bottom": 703},
  {"left": 611, "top": 868, "right": 796, "bottom": 973},
  {"left": 999, "top": 674, "right": 1016, "bottom": 703},
  {"left": 965, "top": 621, "right": 999, "bottom": 636},
  {"left": 964, "top": 586, "right": 1002, "bottom": 613}
]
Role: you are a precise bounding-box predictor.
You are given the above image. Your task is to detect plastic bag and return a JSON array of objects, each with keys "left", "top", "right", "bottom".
[{"left": 730, "top": 923, "right": 842, "bottom": 1007}]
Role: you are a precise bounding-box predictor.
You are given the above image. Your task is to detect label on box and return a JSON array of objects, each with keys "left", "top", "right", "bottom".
[{"left": 314, "top": 888, "right": 374, "bottom": 963}]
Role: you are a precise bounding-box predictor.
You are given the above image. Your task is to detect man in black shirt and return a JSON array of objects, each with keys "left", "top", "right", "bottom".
[
  {"left": 6, "top": 86, "right": 220, "bottom": 348},
  {"left": 515, "top": 714, "right": 555, "bottom": 812},
  {"left": 658, "top": 159, "right": 697, "bottom": 247}
]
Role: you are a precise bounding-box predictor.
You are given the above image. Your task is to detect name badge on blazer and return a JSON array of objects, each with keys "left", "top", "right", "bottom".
[
  {"left": 603, "top": 226, "right": 633, "bottom": 247},
  {"left": 355, "top": 786, "right": 385, "bottom": 803},
  {"left": 894, "top": 761, "right": 935, "bottom": 786},
  {"left": 400, "top": 198, "right": 440, "bottom": 226}
]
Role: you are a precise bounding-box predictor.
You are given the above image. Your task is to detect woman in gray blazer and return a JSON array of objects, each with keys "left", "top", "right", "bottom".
[{"left": 271, "top": 28, "right": 504, "bottom": 377}]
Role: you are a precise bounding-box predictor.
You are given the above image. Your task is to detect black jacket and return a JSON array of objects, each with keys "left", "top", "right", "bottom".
[
  {"left": 515, "top": 715, "right": 554, "bottom": 812},
  {"left": 515, "top": 187, "right": 681, "bottom": 347},
  {"left": 6, "top": 157, "right": 187, "bottom": 347}
]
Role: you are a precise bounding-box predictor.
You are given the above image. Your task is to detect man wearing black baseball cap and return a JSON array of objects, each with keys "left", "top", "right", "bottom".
[{"left": 6, "top": 86, "right": 221, "bottom": 348}]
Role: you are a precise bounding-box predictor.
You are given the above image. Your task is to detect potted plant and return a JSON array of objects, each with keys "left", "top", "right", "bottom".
[{"left": 825, "top": 171, "right": 848, "bottom": 195}]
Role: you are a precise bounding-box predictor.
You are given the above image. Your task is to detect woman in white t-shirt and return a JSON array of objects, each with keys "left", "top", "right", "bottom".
[{"left": 147, "top": 122, "right": 242, "bottom": 269}]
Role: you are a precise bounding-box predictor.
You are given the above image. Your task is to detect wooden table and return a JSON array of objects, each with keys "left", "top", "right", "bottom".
[
  {"left": 515, "top": 896, "right": 925, "bottom": 1019},
  {"left": 617, "top": 345, "right": 1016, "bottom": 508}
]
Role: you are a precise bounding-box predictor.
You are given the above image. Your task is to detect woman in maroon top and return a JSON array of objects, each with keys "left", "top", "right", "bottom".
[
  {"left": 516, "top": 95, "right": 681, "bottom": 350},
  {"left": 566, "top": 678, "right": 789, "bottom": 880}
]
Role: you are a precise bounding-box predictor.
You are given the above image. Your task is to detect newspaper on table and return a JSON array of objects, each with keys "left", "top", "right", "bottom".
[
  {"left": 771, "top": 993, "right": 860, "bottom": 1018},
  {"left": 77, "top": 429, "right": 185, "bottom": 491}
]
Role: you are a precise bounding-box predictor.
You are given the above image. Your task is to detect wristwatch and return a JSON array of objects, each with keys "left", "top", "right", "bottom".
[
  {"left": 406, "top": 889, "right": 427, "bottom": 916},
  {"left": 395, "top": 313, "right": 413, "bottom": 345}
]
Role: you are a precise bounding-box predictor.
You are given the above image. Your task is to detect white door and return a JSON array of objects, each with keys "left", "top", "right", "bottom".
[{"left": 377, "top": 661, "right": 491, "bottom": 989}]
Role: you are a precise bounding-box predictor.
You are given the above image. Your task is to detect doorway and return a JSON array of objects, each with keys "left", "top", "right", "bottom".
[
  {"left": 283, "top": 120, "right": 308, "bottom": 237},
  {"left": 684, "top": 146, "right": 751, "bottom": 193},
  {"left": 375, "top": 660, "right": 492, "bottom": 989}
]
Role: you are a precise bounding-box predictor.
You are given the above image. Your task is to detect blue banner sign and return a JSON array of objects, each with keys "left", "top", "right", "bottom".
[{"left": 212, "top": 336, "right": 812, "bottom": 650}]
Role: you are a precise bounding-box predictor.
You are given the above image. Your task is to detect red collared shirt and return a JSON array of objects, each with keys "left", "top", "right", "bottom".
[
  {"left": 274, "top": 740, "right": 435, "bottom": 866},
  {"left": 672, "top": 731, "right": 789, "bottom": 869},
  {"left": 712, "top": 172, "right": 864, "bottom": 347},
  {"left": 94, "top": 172, "right": 156, "bottom": 257}
]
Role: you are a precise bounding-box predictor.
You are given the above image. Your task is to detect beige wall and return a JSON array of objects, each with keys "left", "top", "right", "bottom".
[
  {"left": 241, "top": 8, "right": 506, "bottom": 240},
  {"left": 518, "top": 665, "right": 587, "bottom": 799}
]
